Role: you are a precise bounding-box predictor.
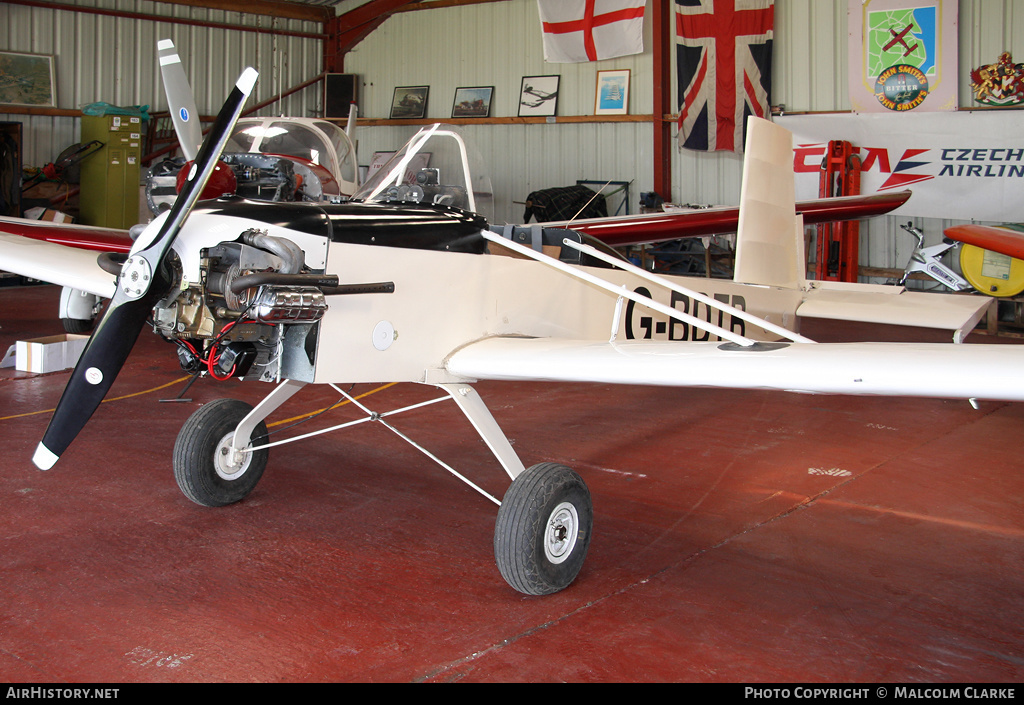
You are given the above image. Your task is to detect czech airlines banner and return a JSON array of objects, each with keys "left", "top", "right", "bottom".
[
  {"left": 776, "top": 112, "right": 1024, "bottom": 222},
  {"left": 848, "top": 0, "right": 958, "bottom": 113},
  {"left": 676, "top": 0, "right": 774, "bottom": 153},
  {"left": 537, "top": 0, "right": 646, "bottom": 63}
]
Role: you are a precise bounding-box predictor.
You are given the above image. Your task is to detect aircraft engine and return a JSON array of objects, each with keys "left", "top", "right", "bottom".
[{"left": 152, "top": 228, "right": 327, "bottom": 382}]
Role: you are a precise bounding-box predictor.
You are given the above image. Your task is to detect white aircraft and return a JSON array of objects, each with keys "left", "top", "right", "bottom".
[{"left": 0, "top": 66, "right": 1019, "bottom": 596}]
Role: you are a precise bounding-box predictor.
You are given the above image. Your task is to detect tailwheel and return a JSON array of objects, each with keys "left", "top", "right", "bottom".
[
  {"left": 494, "top": 462, "right": 593, "bottom": 595},
  {"left": 173, "top": 398, "right": 269, "bottom": 507}
]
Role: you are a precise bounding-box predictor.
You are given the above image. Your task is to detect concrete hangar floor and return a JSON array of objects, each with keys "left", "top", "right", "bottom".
[{"left": 0, "top": 284, "right": 1021, "bottom": 682}]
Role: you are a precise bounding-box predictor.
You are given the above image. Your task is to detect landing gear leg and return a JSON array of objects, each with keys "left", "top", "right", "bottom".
[
  {"left": 438, "top": 384, "right": 593, "bottom": 595},
  {"left": 172, "top": 379, "right": 305, "bottom": 506}
]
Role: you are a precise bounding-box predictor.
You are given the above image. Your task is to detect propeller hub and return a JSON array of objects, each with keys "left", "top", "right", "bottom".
[{"left": 119, "top": 255, "right": 153, "bottom": 300}]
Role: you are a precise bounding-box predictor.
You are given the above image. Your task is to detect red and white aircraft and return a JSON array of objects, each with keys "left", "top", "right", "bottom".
[
  {"left": 0, "top": 65, "right": 1017, "bottom": 596},
  {"left": 151, "top": 39, "right": 359, "bottom": 209}
]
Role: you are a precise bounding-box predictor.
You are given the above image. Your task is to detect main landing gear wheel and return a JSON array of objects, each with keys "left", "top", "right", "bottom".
[
  {"left": 494, "top": 462, "right": 593, "bottom": 596},
  {"left": 61, "top": 317, "right": 94, "bottom": 334},
  {"left": 173, "top": 398, "right": 269, "bottom": 507}
]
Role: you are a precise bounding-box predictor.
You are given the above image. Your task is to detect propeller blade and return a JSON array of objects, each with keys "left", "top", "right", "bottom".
[
  {"left": 33, "top": 67, "right": 259, "bottom": 471},
  {"left": 158, "top": 39, "right": 203, "bottom": 161}
]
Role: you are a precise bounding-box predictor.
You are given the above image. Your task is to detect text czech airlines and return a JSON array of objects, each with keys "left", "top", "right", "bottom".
[{"left": 795, "top": 144, "right": 1024, "bottom": 180}]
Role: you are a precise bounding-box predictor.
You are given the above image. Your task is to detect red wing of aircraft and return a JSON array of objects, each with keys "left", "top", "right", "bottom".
[
  {"left": 944, "top": 223, "right": 1024, "bottom": 261},
  {"left": 551, "top": 190, "right": 910, "bottom": 247},
  {"left": 0, "top": 54, "right": 1016, "bottom": 597},
  {"left": 0, "top": 190, "right": 908, "bottom": 253}
]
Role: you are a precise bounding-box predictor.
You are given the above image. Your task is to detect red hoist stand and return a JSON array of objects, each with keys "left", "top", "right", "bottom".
[{"left": 815, "top": 140, "right": 862, "bottom": 282}]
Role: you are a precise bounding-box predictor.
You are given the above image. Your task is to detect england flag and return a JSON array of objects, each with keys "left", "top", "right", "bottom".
[{"left": 538, "top": 0, "right": 646, "bottom": 63}]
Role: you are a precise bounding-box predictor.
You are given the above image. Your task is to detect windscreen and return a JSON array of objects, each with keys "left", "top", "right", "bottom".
[{"left": 352, "top": 124, "right": 494, "bottom": 223}]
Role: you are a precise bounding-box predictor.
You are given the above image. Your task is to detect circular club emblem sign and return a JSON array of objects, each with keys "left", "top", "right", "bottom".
[{"left": 875, "top": 64, "right": 929, "bottom": 111}]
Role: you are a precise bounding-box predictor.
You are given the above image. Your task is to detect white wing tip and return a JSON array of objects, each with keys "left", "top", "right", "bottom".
[{"left": 33, "top": 443, "right": 58, "bottom": 471}]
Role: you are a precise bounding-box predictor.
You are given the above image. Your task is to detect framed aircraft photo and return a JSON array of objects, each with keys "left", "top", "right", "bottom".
[
  {"left": 452, "top": 86, "right": 493, "bottom": 118},
  {"left": 390, "top": 86, "right": 429, "bottom": 119},
  {"left": 518, "top": 75, "right": 559, "bottom": 117},
  {"left": 0, "top": 51, "right": 56, "bottom": 107},
  {"left": 595, "top": 69, "right": 630, "bottom": 116}
]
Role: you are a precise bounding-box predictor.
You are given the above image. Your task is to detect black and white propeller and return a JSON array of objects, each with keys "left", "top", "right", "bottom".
[{"left": 33, "top": 66, "right": 259, "bottom": 470}]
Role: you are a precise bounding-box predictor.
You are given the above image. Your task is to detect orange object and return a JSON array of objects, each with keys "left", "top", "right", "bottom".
[{"left": 814, "top": 140, "right": 861, "bottom": 282}]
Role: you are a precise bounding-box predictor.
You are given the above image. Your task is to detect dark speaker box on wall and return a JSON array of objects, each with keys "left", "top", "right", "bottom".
[{"left": 324, "top": 74, "right": 358, "bottom": 118}]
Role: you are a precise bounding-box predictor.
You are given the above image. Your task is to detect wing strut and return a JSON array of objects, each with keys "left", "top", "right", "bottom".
[
  {"left": 483, "top": 231, "right": 813, "bottom": 346},
  {"left": 560, "top": 238, "right": 815, "bottom": 344},
  {"left": 213, "top": 380, "right": 522, "bottom": 505}
]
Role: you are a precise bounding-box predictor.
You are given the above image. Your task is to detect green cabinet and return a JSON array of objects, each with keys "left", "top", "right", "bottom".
[{"left": 79, "top": 114, "right": 144, "bottom": 228}]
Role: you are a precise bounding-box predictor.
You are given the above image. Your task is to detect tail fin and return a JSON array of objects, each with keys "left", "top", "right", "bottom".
[
  {"left": 732, "top": 118, "right": 991, "bottom": 340},
  {"left": 733, "top": 117, "right": 805, "bottom": 290}
]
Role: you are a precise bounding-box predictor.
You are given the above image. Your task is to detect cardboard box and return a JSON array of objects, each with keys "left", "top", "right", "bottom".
[
  {"left": 16, "top": 334, "right": 89, "bottom": 373},
  {"left": 24, "top": 207, "right": 74, "bottom": 223}
]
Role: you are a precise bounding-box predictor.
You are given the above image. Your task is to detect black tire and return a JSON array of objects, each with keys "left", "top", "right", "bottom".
[
  {"left": 61, "top": 317, "right": 93, "bottom": 334},
  {"left": 173, "top": 398, "right": 269, "bottom": 507},
  {"left": 494, "top": 462, "right": 593, "bottom": 595}
]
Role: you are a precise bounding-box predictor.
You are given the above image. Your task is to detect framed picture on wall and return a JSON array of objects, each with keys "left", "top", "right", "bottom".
[
  {"left": 0, "top": 51, "right": 55, "bottom": 107},
  {"left": 595, "top": 69, "right": 630, "bottom": 115},
  {"left": 452, "top": 86, "right": 494, "bottom": 118},
  {"left": 390, "top": 86, "right": 429, "bottom": 119},
  {"left": 518, "top": 75, "right": 559, "bottom": 117}
]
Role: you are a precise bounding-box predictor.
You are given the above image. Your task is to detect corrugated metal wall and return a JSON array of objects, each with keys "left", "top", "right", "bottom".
[
  {"left": 344, "top": 0, "right": 654, "bottom": 224},
  {"left": 0, "top": 0, "right": 324, "bottom": 168},
  {"left": 2, "top": 0, "right": 1022, "bottom": 279}
]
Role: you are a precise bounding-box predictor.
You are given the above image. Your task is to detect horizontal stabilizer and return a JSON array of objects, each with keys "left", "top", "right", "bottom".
[
  {"left": 446, "top": 337, "right": 1024, "bottom": 402},
  {"left": 798, "top": 281, "right": 992, "bottom": 342}
]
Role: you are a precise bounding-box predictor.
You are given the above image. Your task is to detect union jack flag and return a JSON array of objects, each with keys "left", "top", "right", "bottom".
[{"left": 676, "top": 0, "right": 774, "bottom": 152}]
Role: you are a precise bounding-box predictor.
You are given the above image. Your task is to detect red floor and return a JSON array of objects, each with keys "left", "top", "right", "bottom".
[{"left": 1, "top": 284, "right": 1022, "bottom": 682}]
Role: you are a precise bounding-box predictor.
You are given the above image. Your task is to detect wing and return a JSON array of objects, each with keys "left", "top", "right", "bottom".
[
  {"left": 0, "top": 216, "right": 130, "bottom": 298},
  {"left": 0, "top": 215, "right": 132, "bottom": 253},
  {"left": 0, "top": 232, "right": 116, "bottom": 298},
  {"left": 543, "top": 191, "right": 911, "bottom": 248},
  {"left": 445, "top": 337, "right": 1024, "bottom": 403},
  {"left": 945, "top": 224, "right": 1024, "bottom": 260}
]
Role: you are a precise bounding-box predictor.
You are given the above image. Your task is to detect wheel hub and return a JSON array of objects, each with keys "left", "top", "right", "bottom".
[
  {"left": 544, "top": 501, "right": 579, "bottom": 564},
  {"left": 214, "top": 432, "right": 251, "bottom": 481}
]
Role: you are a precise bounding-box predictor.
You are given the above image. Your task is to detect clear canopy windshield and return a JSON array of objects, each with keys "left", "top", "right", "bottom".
[
  {"left": 352, "top": 124, "right": 494, "bottom": 222},
  {"left": 225, "top": 118, "right": 357, "bottom": 186}
]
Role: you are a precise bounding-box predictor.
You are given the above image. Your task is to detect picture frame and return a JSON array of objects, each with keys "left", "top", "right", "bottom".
[
  {"left": 518, "top": 75, "right": 560, "bottom": 117},
  {"left": 452, "top": 86, "right": 494, "bottom": 118},
  {"left": 595, "top": 69, "right": 630, "bottom": 116},
  {"left": 0, "top": 51, "right": 56, "bottom": 107},
  {"left": 390, "top": 86, "right": 429, "bottom": 119}
]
